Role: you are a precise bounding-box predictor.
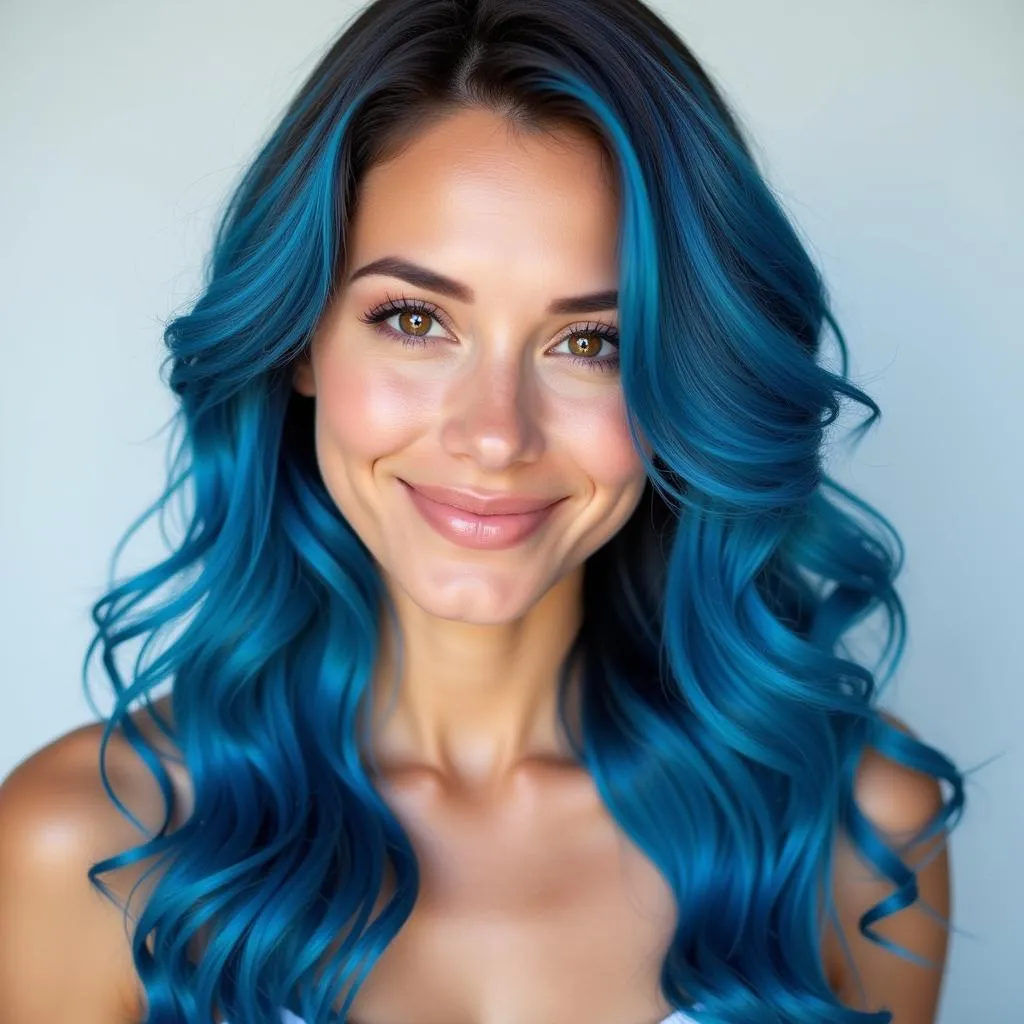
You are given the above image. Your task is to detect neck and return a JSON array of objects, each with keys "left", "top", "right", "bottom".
[{"left": 366, "top": 565, "right": 586, "bottom": 791}]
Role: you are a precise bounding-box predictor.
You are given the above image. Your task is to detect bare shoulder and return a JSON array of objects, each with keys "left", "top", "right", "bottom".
[
  {"left": 825, "top": 709, "right": 952, "bottom": 1024},
  {"left": 0, "top": 697, "right": 188, "bottom": 1024}
]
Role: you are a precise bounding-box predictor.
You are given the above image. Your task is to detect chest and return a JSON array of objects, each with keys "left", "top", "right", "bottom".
[{"left": 343, "top": 769, "right": 681, "bottom": 1024}]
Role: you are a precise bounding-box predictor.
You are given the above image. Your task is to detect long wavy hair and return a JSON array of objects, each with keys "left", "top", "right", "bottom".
[{"left": 84, "top": 1, "right": 968, "bottom": 1021}]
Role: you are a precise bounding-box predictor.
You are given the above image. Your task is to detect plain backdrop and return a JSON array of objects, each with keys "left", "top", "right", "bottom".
[{"left": 1, "top": 0, "right": 1020, "bottom": 1019}]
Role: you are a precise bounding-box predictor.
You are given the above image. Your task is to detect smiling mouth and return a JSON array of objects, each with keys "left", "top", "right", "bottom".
[
  {"left": 399, "top": 480, "right": 562, "bottom": 516},
  {"left": 398, "top": 479, "right": 565, "bottom": 549}
]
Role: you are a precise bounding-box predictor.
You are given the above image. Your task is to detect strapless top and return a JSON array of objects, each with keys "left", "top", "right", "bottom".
[{"left": 261, "top": 1009, "right": 700, "bottom": 1024}]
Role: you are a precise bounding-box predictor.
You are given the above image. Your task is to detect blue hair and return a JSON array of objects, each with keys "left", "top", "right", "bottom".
[{"left": 84, "top": 1, "right": 969, "bottom": 1021}]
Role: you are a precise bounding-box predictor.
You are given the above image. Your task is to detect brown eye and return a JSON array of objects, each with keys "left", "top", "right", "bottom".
[
  {"left": 398, "top": 309, "right": 433, "bottom": 336},
  {"left": 567, "top": 331, "right": 604, "bottom": 358},
  {"left": 358, "top": 297, "right": 449, "bottom": 350},
  {"left": 552, "top": 322, "right": 620, "bottom": 374}
]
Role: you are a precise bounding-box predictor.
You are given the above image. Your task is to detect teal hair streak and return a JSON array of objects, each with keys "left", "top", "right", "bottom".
[{"left": 82, "top": 2, "right": 969, "bottom": 1022}]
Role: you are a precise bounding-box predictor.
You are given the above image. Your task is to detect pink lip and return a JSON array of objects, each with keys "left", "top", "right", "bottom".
[{"left": 399, "top": 480, "right": 564, "bottom": 550}]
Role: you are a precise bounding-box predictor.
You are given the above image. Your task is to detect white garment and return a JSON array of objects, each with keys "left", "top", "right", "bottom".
[{"left": 270, "top": 1009, "right": 699, "bottom": 1024}]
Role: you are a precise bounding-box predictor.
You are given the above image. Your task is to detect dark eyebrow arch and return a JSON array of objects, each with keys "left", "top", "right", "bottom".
[{"left": 346, "top": 256, "right": 618, "bottom": 315}]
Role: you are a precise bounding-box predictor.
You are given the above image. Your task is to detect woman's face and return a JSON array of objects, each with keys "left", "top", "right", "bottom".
[{"left": 293, "top": 106, "right": 648, "bottom": 624}]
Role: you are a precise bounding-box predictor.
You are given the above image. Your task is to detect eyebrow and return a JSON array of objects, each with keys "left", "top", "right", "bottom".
[{"left": 346, "top": 256, "right": 618, "bottom": 315}]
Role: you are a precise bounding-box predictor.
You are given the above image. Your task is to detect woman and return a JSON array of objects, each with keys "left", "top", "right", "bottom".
[{"left": 0, "top": 0, "right": 965, "bottom": 1022}]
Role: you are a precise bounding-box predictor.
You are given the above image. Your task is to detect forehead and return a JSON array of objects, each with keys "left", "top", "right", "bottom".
[{"left": 345, "top": 108, "right": 621, "bottom": 300}]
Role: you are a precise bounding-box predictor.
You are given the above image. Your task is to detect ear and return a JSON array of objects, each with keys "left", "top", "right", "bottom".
[{"left": 292, "top": 349, "right": 316, "bottom": 397}]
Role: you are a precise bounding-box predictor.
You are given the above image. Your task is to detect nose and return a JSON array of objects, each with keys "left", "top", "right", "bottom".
[{"left": 439, "top": 349, "right": 546, "bottom": 471}]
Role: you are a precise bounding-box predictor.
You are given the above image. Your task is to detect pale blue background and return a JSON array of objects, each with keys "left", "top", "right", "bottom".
[{"left": 1, "top": 0, "right": 1020, "bottom": 1018}]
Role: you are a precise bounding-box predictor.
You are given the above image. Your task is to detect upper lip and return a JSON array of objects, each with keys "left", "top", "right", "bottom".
[{"left": 401, "top": 480, "right": 562, "bottom": 516}]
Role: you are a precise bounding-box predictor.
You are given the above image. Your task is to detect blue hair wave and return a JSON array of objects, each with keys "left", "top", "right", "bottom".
[{"left": 83, "top": 1, "right": 969, "bottom": 1021}]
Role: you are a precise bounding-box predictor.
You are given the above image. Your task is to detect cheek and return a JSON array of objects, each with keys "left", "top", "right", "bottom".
[
  {"left": 555, "top": 388, "right": 645, "bottom": 490},
  {"left": 314, "top": 348, "right": 432, "bottom": 459}
]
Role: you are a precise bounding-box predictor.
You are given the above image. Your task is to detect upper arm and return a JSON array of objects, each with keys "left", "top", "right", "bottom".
[
  {"left": 0, "top": 728, "right": 147, "bottom": 1024},
  {"left": 826, "top": 712, "right": 953, "bottom": 1024}
]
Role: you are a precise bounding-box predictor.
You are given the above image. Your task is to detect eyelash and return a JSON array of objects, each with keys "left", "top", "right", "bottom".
[{"left": 356, "top": 293, "right": 621, "bottom": 374}]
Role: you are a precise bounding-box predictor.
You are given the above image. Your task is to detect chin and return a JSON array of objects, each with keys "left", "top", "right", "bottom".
[{"left": 392, "top": 561, "right": 555, "bottom": 626}]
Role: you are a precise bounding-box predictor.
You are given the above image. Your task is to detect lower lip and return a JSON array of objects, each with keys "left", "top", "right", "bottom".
[{"left": 400, "top": 480, "right": 562, "bottom": 550}]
